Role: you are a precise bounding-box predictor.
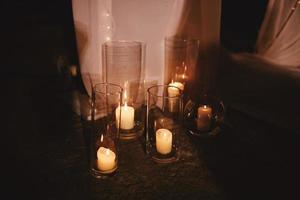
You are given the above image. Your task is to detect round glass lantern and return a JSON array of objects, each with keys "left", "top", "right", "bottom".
[
  {"left": 90, "top": 83, "right": 122, "bottom": 178},
  {"left": 146, "top": 85, "right": 183, "bottom": 163},
  {"left": 102, "top": 40, "right": 145, "bottom": 140},
  {"left": 183, "top": 94, "right": 225, "bottom": 138}
]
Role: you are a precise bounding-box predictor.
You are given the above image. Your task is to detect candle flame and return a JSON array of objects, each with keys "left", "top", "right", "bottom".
[
  {"left": 204, "top": 105, "right": 207, "bottom": 109},
  {"left": 101, "top": 134, "right": 103, "bottom": 142}
]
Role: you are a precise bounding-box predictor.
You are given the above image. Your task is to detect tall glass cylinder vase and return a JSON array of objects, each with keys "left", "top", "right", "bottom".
[
  {"left": 146, "top": 85, "right": 183, "bottom": 163},
  {"left": 164, "top": 36, "right": 199, "bottom": 104},
  {"left": 102, "top": 40, "right": 145, "bottom": 140},
  {"left": 90, "top": 83, "right": 122, "bottom": 178}
]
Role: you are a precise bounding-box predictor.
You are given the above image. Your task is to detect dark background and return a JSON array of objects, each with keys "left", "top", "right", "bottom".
[
  {"left": 7, "top": 1, "right": 296, "bottom": 199},
  {"left": 221, "top": 0, "right": 268, "bottom": 52}
]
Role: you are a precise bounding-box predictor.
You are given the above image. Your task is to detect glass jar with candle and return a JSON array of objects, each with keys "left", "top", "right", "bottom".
[
  {"left": 102, "top": 40, "right": 146, "bottom": 140},
  {"left": 164, "top": 36, "right": 200, "bottom": 104},
  {"left": 183, "top": 94, "right": 225, "bottom": 138},
  {"left": 146, "top": 85, "right": 183, "bottom": 163},
  {"left": 90, "top": 83, "right": 122, "bottom": 178}
]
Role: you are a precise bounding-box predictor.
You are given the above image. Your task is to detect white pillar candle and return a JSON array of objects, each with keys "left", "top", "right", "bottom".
[
  {"left": 115, "top": 103, "right": 135, "bottom": 130},
  {"left": 97, "top": 147, "right": 116, "bottom": 171},
  {"left": 156, "top": 128, "right": 173, "bottom": 154},
  {"left": 197, "top": 105, "right": 212, "bottom": 131},
  {"left": 168, "top": 81, "right": 184, "bottom": 97}
]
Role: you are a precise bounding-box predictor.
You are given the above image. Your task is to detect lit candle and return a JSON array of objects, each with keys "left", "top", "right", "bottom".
[
  {"left": 167, "top": 81, "right": 184, "bottom": 112},
  {"left": 156, "top": 128, "right": 173, "bottom": 154},
  {"left": 168, "top": 81, "right": 184, "bottom": 97},
  {"left": 115, "top": 102, "right": 135, "bottom": 130},
  {"left": 197, "top": 105, "right": 212, "bottom": 131},
  {"left": 97, "top": 146, "right": 116, "bottom": 171}
]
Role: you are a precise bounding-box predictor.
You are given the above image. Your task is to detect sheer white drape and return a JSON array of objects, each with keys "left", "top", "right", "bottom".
[
  {"left": 72, "top": 0, "right": 113, "bottom": 95},
  {"left": 222, "top": 0, "right": 300, "bottom": 131},
  {"left": 256, "top": 0, "right": 300, "bottom": 67},
  {"left": 71, "top": 0, "right": 222, "bottom": 95}
]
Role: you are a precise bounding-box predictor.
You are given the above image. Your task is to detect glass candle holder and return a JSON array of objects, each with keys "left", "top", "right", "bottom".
[
  {"left": 102, "top": 40, "right": 145, "bottom": 140},
  {"left": 146, "top": 85, "right": 183, "bottom": 163},
  {"left": 183, "top": 94, "right": 225, "bottom": 138},
  {"left": 90, "top": 83, "right": 122, "bottom": 178},
  {"left": 164, "top": 36, "right": 199, "bottom": 104}
]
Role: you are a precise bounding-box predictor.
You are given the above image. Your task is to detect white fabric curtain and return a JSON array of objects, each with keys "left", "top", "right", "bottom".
[
  {"left": 72, "top": 0, "right": 222, "bottom": 95},
  {"left": 72, "top": 0, "right": 113, "bottom": 95},
  {"left": 222, "top": 0, "right": 300, "bottom": 131},
  {"left": 256, "top": 0, "right": 300, "bottom": 67}
]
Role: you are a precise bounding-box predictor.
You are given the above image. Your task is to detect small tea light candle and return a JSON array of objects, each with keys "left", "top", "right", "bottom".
[
  {"left": 156, "top": 128, "right": 173, "bottom": 154},
  {"left": 97, "top": 147, "right": 116, "bottom": 171},
  {"left": 115, "top": 102, "right": 135, "bottom": 130},
  {"left": 197, "top": 105, "right": 212, "bottom": 131}
]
